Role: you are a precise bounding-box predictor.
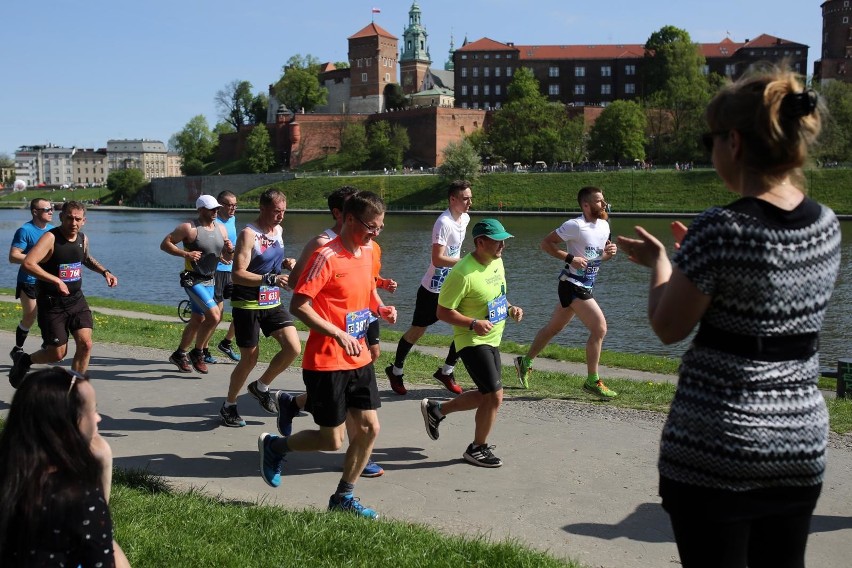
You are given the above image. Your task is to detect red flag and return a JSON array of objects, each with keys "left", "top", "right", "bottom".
[{"left": 372, "top": 7, "right": 381, "bottom": 13}]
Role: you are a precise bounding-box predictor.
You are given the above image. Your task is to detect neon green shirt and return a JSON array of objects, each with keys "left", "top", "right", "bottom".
[{"left": 438, "top": 253, "right": 507, "bottom": 351}]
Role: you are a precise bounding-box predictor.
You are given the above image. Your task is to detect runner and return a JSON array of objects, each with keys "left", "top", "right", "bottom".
[
  {"left": 276, "top": 186, "right": 387, "bottom": 477},
  {"left": 514, "top": 186, "right": 619, "bottom": 398},
  {"left": 213, "top": 190, "right": 240, "bottom": 363},
  {"left": 220, "top": 188, "right": 300, "bottom": 427},
  {"left": 419, "top": 219, "right": 523, "bottom": 468},
  {"left": 386, "top": 180, "right": 472, "bottom": 395},
  {"left": 8, "top": 198, "right": 54, "bottom": 358},
  {"left": 258, "top": 191, "right": 397, "bottom": 518},
  {"left": 160, "top": 195, "right": 234, "bottom": 374},
  {"left": 9, "top": 201, "right": 118, "bottom": 387}
]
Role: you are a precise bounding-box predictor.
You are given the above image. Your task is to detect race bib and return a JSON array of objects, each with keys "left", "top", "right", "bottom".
[
  {"left": 258, "top": 286, "right": 280, "bottom": 307},
  {"left": 346, "top": 308, "right": 371, "bottom": 339},
  {"left": 58, "top": 262, "right": 82, "bottom": 283},
  {"left": 487, "top": 295, "right": 509, "bottom": 324}
]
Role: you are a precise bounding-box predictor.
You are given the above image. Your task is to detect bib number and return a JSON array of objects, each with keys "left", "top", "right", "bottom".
[
  {"left": 258, "top": 286, "right": 280, "bottom": 307},
  {"left": 58, "top": 262, "right": 82, "bottom": 283},
  {"left": 346, "top": 308, "right": 371, "bottom": 339},
  {"left": 488, "top": 295, "right": 509, "bottom": 324}
]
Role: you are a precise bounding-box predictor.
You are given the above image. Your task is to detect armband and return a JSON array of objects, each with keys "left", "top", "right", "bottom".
[
  {"left": 262, "top": 273, "right": 278, "bottom": 286},
  {"left": 102, "top": 269, "right": 111, "bottom": 277},
  {"left": 564, "top": 254, "right": 574, "bottom": 268}
]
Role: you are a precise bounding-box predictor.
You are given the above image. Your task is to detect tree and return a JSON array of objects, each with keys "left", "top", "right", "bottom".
[
  {"left": 815, "top": 80, "right": 852, "bottom": 162},
  {"left": 367, "top": 121, "right": 409, "bottom": 169},
  {"left": 438, "top": 138, "right": 481, "bottom": 181},
  {"left": 384, "top": 83, "right": 408, "bottom": 110},
  {"left": 173, "top": 115, "right": 216, "bottom": 169},
  {"left": 588, "top": 100, "right": 647, "bottom": 163},
  {"left": 106, "top": 169, "right": 146, "bottom": 201},
  {"left": 339, "top": 122, "right": 369, "bottom": 169},
  {"left": 273, "top": 54, "right": 328, "bottom": 112},
  {"left": 0, "top": 153, "right": 12, "bottom": 168},
  {"left": 250, "top": 92, "right": 269, "bottom": 125},
  {"left": 215, "top": 80, "right": 256, "bottom": 130},
  {"left": 244, "top": 125, "right": 276, "bottom": 173}
]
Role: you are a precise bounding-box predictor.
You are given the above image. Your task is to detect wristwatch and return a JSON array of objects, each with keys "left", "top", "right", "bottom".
[{"left": 469, "top": 319, "right": 477, "bottom": 331}]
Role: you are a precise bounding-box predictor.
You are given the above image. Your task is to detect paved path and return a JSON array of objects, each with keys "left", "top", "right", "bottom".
[{"left": 1, "top": 311, "right": 850, "bottom": 567}]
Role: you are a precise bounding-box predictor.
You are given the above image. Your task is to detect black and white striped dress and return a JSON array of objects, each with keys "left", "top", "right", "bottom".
[{"left": 660, "top": 196, "right": 841, "bottom": 491}]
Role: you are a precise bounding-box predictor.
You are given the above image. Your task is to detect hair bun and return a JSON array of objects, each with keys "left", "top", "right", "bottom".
[{"left": 781, "top": 89, "right": 818, "bottom": 119}]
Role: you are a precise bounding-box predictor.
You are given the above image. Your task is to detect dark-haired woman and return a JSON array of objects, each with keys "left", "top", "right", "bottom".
[
  {"left": 0, "top": 367, "right": 130, "bottom": 567},
  {"left": 618, "top": 65, "right": 841, "bottom": 568}
]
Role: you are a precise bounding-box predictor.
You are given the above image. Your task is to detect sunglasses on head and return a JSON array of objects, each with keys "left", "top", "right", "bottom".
[{"left": 55, "top": 366, "right": 90, "bottom": 395}]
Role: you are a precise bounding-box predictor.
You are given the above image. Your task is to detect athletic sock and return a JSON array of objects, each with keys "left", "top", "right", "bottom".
[
  {"left": 255, "top": 381, "right": 269, "bottom": 393},
  {"left": 441, "top": 364, "right": 455, "bottom": 375},
  {"left": 445, "top": 341, "right": 458, "bottom": 366},
  {"left": 433, "top": 401, "right": 444, "bottom": 419},
  {"left": 15, "top": 324, "right": 29, "bottom": 348},
  {"left": 270, "top": 436, "right": 291, "bottom": 455},
  {"left": 335, "top": 480, "right": 356, "bottom": 497},
  {"left": 393, "top": 338, "right": 415, "bottom": 369},
  {"left": 587, "top": 373, "right": 599, "bottom": 383},
  {"left": 223, "top": 401, "right": 237, "bottom": 408}
]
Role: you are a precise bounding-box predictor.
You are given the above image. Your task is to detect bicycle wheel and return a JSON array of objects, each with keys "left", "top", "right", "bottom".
[{"left": 178, "top": 299, "right": 192, "bottom": 323}]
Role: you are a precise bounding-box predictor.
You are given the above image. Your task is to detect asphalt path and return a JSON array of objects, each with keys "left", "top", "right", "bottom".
[{"left": 0, "top": 305, "right": 850, "bottom": 567}]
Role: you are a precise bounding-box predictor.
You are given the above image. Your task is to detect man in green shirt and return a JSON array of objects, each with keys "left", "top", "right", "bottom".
[{"left": 419, "top": 219, "right": 523, "bottom": 468}]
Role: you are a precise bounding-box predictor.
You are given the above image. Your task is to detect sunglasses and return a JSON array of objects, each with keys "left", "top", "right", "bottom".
[
  {"left": 57, "top": 366, "right": 90, "bottom": 394},
  {"left": 32, "top": 207, "right": 54, "bottom": 213}
]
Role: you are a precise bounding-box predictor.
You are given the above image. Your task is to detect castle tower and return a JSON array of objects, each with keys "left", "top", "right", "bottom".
[
  {"left": 444, "top": 34, "right": 455, "bottom": 71},
  {"left": 815, "top": 0, "right": 852, "bottom": 83},
  {"left": 399, "top": 1, "right": 432, "bottom": 94},
  {"left": 348, "top": 21, "right": 398, "bottom": 113}
]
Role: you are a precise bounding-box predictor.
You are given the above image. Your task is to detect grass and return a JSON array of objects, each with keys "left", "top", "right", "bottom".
[{"left": 110, "top": 469, "right": 577, "bottom": 568}]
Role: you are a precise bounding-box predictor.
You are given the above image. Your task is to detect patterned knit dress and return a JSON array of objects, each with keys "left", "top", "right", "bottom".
[{"left": 659, "top": 196, "right": 841, "bottom": 491}]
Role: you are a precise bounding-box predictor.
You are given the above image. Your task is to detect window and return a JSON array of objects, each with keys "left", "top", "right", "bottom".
[
  {"left": 625, "top": 64, "right": 636, "bottom": 75},
  {"left": 549, "top": 66, "right": 559, "bottom": 77},
  {"left": 495, "top": 102, "right": 502, "bottom": 109},
  {"left": 385, "top": 73, "right": 390, "bottom": 82},
  {"left": 473, "top": 102, "right": 479, "bottom": 109},
  {"left": 575, "top": 66, "right": 585, "bottom": 77},
  {"left": 484, "top": 67, "right": 490, "bottom": 77},
  {"left": 601, "top": 84, "right": 611, "bottom": 95},
  {"left": 549, "top": 84, "right": 560, "bottom": 95},
  {"left": 362, "top": 73, "right": 368, "bottom": 82},
  {"left": 484, "top": 85, "right": 490, "bottom": 95},
  {"left": 473, "top": 67, "right": 479, "bottom": 77},
  {"left": 506, "top": 54, "right": 512, "bottom": 59},
  {"left": 574, "top": 84, "right": 585, "bottom": 95},
  {"left": 506, "top": 67, "right": 513, "bottom": 77},
  {"left": 484, "top": 54, "right": 490, "bottom": 59},
  {"left": 366, "top": 58, "right": 371, "bottom": 67},
  {"left": 844, "top": 16, "right": 849, "bottom": 24},
  {"left": 495, "top": 85, "right": 501, "bottom": 95},
  {"left": 461, "top": 67, "right": 467, "bottom": 78},
  {"left": 725, "top": 64, "right": 736, "bottom": 76},
  {"left": 702, "top": 65, "right": 709, "bottom": 75},
  {"left": 461, "top": 85, "right": 468, "bottom": 96},
  {"left": 601, "top": 65, "right": 611, "bottom": 77},
  {"left": 625, "top": 83, "right": 635, "bottom": 94},
  {"left": 461, "top": 54, "right": 468, "bottom": 60},
  {"left": 496, "top": 54, "right": 501, "bottom": 59},
  {"left": 495, "top": 66, "right": 501, "bottom": 77},
  {"left": 461, "top": 102, "right": 469, "bottom": 108},
  {"left": 472, "top": 85, "right": 479, "bottom": 96}
]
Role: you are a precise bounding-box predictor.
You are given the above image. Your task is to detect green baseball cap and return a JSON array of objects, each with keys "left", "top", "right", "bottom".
[{"left": 472, "top": 218, "right": 513, "bottom": 240}]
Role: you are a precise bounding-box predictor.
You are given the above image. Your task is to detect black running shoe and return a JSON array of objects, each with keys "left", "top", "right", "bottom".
[
  {"left": 420, "top": 398, "right": 444, "bottom": 440},
  {"left": 248, "top": 381, "right": 278, "bottom": 414},
  {"left": 8, "top": 350, "right": 31, "bottom": 389},
  {"left": 463, "top": 443, "right": 503, "bottom": 468},
  {"left": 219, "top": 403, "right": 246, "bottom": 427}
]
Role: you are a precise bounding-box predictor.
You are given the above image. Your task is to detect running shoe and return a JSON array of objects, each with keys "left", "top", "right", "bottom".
[
  {"left": 385, "top": 365, "right": 407, "bottom": 395},
  {"left": 248, "top": 380, "right": 278, "bottom": 414},
  {"left": 463, "top": 443, "right": 503, "bottom": 468},
  {"left": 360, "top": 460, "right": 384, "bottom": 478},
  {"left": 276, "top": 391, "right": 298, "bottom": 436},
  {"left": 328, "top": 493, "right": 379, "bottom": 519},
  {"left": 202, "top": 348, "right": 218, "bottom": 364},
  {"left": 8, "top": 350, "right": 31, "bottom": 389},
  {"left": 220, "top": 403, "right": 246, "bottom": 427},
  {"left": 514, "top": 356, "right": 532, "bottom": 389},
  {"left": 583, "top": 378, "right": 618, "bottom": 399},
  {"left": 258, "top": 432, "right": 285, "bottom": 488},
  {"left": 217, "top": 339, "right": 241, "bottom": 362},
  {"left": 9, "top": 345, "right": 22, "bottom": 360},
  {"left": 169, "top": 351, "right": 192, "bottom": 373},
  {"left": 433, "top": 368, "right": 462, "bottom": 394},
  {"left": 420, "top": 398, "right": 444, "bottom": 440},
  {"left": 188, "top": 349, "right": 208, "bottom": 374}
]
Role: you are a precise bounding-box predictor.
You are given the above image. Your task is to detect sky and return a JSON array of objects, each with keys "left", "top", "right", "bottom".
[{"left": 0, "top": 0, "right": 825, "bottom": 158}]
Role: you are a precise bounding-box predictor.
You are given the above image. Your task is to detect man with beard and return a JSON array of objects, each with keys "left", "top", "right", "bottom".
[{"left": 514, "top": 186, "right": 619, "bottom": 398}]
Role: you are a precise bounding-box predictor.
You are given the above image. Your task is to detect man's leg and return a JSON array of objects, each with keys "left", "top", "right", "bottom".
[
  {"left": 178, "top": 312, "right": 203, "bottom": 352},
  {"left": 227, "top": 346, "right": 259, "bottom": 403},
  {"left": 570, "top": 298, "right": 607, "bottom": 377},
  {"left": 69, "top": 327, "right": 93, "bottom": 373},
  {"left": 193, "top": 305, "right": 221, "bottom": 351},
  {"left": 256, "top": 326, "right": 300, "bottom": 387},
  {"left": 340, "top": 408, "right": 380, "bottom": 484},
  {"left": 473, "top": 390, "right": 502, "bottom": 446},
  {"left": 15, "top": 293, "right": 38, "bottom": 350}
]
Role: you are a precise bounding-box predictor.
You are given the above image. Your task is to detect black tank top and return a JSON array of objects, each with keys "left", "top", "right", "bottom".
[{"left": 38, "top": 227, "right": 86, "bottom": 296}]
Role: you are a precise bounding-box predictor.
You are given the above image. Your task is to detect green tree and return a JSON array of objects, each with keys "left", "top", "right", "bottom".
[
  {"left": 106, "top": 169, "right": 146, "bottom": 201},
  {"left": 384, "top": 83, "right": 408, "bottom": 110},
  {"left": 173, "top": 115, "right": 216, "bottom": 168},
  {"left": 588, "top": 100, "right": 647, "bottom": 163},
  {"left": 339, "top": 122, "right": 369, "bottom": 169},
  {"left": 244, "top": 125, "right": 276, "bottom": 173},
  {"left": 0, "top": 153, "right": 12, "bottom": 168},
  {"left": 273, "top": 54, "right": 328, "bottom": 112},
  {"left": 815, "top": 80, "right": 852, "bottom": 162},
  {"left": 250, "top": 92, "right": 269, "bottom": 125},
  {"left": 438, "top": 138, "right": 481, "bottom": 181},
  {"left": 367, "top": 121, "right": 409, "bottom": 169},
  {"left": 215, "top": 80, "right": 256, "bottom": 130}
]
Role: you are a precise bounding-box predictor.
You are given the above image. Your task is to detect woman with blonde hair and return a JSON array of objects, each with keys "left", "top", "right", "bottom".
[
  {"left": 0, "top": 367, "right": 130, "bottom": 567},
  {"left": 618, "top": 65, "right": 841, "bottom": 567}
]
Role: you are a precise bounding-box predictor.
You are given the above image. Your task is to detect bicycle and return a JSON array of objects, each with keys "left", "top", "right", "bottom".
[{"left": 177, "top": 299, "right": 192, "bottom": 323}]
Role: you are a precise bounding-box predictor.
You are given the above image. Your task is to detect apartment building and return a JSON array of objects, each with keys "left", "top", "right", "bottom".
[
  {"left": 106, "top": 139, "right": 168, "bottom": 180},
  {"left": 72, "top": 149, "right": 107, "bottom": 186}
]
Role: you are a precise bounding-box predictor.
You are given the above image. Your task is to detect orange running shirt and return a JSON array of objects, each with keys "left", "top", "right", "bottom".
[{"left": 293, "top": 237, "right": 375, "bottom": 371}]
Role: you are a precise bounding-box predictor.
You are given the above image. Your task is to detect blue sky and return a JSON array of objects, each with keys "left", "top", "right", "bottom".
[{"left": 1, "top": 0, "right": 823, "bottom": 157}]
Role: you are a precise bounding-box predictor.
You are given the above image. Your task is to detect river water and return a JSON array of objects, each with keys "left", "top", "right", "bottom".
[{"left": 1, "top": 208, "right": 849, "bottom": 364}]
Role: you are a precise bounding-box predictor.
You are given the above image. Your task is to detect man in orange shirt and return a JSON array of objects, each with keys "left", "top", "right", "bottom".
[{"left": 258, "top": 191, "right": 396, "bottom": 519}]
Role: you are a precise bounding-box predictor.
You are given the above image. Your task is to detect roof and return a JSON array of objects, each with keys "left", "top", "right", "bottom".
[
  {"left": 348, "top": 22, "right": 397, "bottom": 41},
  {"left": 518, "top": 44, "right": 645, "bottom": 60},
  {"left": 456, "top": 37, "right": 518, "bottom": 52},
  {"left": 741, "top": 33, "right": 808, "bottom": 49},
  {"left": 413, "top": 87, "right": 454, "bottom": 97},
  {"left": 699, "top": 37, "right": 745, "bottom": 58}
]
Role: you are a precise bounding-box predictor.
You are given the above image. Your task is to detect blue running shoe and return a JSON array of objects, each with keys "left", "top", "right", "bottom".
[
  {"left": 217, "top": 339, "right": 241, "bottom": 362},
  {"left": 276, "top": 391, "right": 298, "bottom": 436},
  {"left": 203, "top": 348, "right": 218, "bottom": 364},
  {"left": 360, "top": 460, "right": 384, "bottom": 478},
  {"left": 258, "top": 432, "right": 284, "bottom": 488},
  {"left": 328, "top": 493, "right": 379, "bottom": 519}
]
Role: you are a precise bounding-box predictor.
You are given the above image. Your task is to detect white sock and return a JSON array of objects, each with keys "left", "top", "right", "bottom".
[
  {"left": 255, "top": 381, "right": 269, "bottom": 393},
  {"left": 224, "top": 401, "right": 237, "bottom": 408},
  {"left": 441, "top": 364, "right": 455, "bottom": 375},
  {"left": 392, "top": 365, "right": 404, "bottom": 376}
]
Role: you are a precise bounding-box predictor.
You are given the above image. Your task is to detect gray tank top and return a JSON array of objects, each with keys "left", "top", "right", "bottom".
[{"left": 185, "top": 220, "right": 225, "bottom": 281}]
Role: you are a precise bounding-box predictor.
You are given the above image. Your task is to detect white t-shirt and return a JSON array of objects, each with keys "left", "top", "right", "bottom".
[
  {"left": 554, "top": 215, "right": 610, "bottom": 289},
  {"left": 419, "top": 209, "right": 470, "bottom": 293}
]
